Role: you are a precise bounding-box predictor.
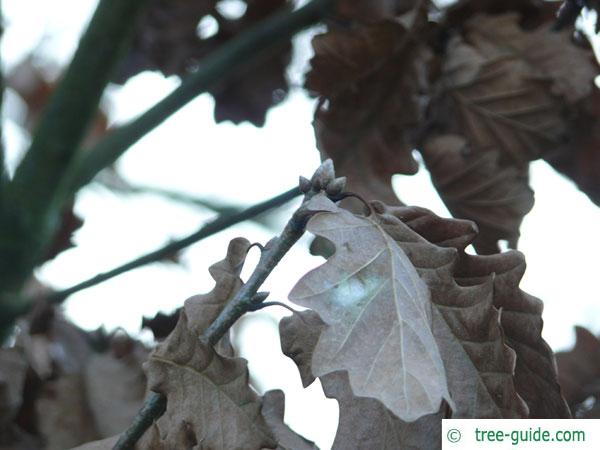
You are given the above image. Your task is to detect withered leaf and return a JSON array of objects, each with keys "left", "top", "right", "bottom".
[
  {"left": 141, "top": 312, "right": 276, "bottom": 449},
  {"left": 36, "top": 375, "right": 100, "bottom": 450},
  {"left": 433, "top": 16, "right": 571, "bottom": 165},
  {"left": 280, "top": 311, "right": 445, "bottom": 450},
  {"left": 392, "top": 205, "right": 570, "bottom": 418},
  {"left": 142, "top": 309, "right": 180, "bottom": 340},
  {"left": 0, "top": 348, "right": 27, "bottom": 427},
  {"left": 83, "top": 335, "right": 148, "bottom": 437},
  {"left": 289, "top": 194, "right": 451, "bottom": 422},
  {"left": 183, "top": 236, "right": 250, "bottom": 356},
  {"left": 544, "top": 90, "right": 600, "bottom": 206},
  {"left": 307, "top": 20, "right": 428, "bottom": 204},
  {"left": 335, "top": 0, "right": 418, "bottom": 22},
  {"left": 261, "top": 390, "right": 318, "bottom": 450},
  {"left": 372, "top": 202, "right": 528, "bottom": 418},
  {"left": 322, "top": 371, "right": 444, "bottom": 450},
  {"left": 556, "top": 327, "right": 600, "bottom": 414},
  {"left": 117, "top": 0, "right": 291, "bottom": 126},
  {"left": 422, "top": 134, "right": 534, "bottom": 254}
]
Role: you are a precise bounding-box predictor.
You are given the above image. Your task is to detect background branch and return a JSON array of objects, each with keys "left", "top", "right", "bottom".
[
  {"left": 0, "top": 0, "right": 148, "bottom": 319},
  {"left": 65, "top": 0, "right": 334, "bottom": 194},
  {"left": 42, "top": 187, "right": 300, "bottom": 306}
]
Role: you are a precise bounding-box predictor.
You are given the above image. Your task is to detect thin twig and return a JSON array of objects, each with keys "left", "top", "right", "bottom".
[
  {"left": 65, "top": 0, "right": 335, "bottom": 194},
  {"left": 113, "top": 161, "right": 339, "bottom": 450},
  {"left": 44, "top": 187, "right": 301, "bottom": 305}
]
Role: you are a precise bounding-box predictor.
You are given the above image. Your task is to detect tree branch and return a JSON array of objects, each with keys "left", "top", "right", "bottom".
[
  {"left": 0, "top": 0, "right": 148, "bottom": 300},
  {"left": 113, "top": 160, "right": 341, "bottom": 450},
  {"left": 44, "top": 187, "right": 300, "bottom": 305},
  {"left": 65, "top": 0, "right": 335, "bottom": 194}
]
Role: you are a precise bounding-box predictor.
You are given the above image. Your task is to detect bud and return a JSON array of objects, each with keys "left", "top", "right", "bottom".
[
  {"left": 326, "top": 176, "right": 347, "bottom": 197},
  {"left": 299, "top": 176, "right": 311, "bottom": 193},
  {"left": 310, "top": 159, "right": 335, "bottom": 190}
]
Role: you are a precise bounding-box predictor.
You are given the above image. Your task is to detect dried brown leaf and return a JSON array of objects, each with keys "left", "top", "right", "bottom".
[
  {"left": 422, "top": 134, "right": 534, "bottom": 254},
  {"left": 183, "top": 236, "right": 250, "bottom": 356},
  {"left": 335, "top": 0, "right": 417, "bottom": 22},
  {"left": 118, "top": 0, "right": 291, "bottom": 126},
  {"left": 261, "top": 390, "right": 318, "bottom": 450},
  {"left": 544, "top": 89, "right": 600, "bottom": 206},
  {"left": 280, "top": 311, "right": 445, "bottom": 450},
  {"left": 392, "top": 205, "right": 570, "bottom": 418},
  {"left": 307, "top": 20, "right": 428, "bottom": 203},
  {"left": 83, "top": 335, "right": 147, "bottom": 437},
  {"left": 0, "top": 348, "right": 27, "bottom": 427},
  {"left": 289, "top": 194, "right": 451, "bottom": 421},
  {"left": 433, "top": 12, "right": 597, "bottom": 172},
  {"left": 556, "top": 327, "right": 600, "bottom": 413},
  {"left": 372, "top": 201, "right": 528, "bottom": 418},
  {"left": 142, "top": 312, "right": 277, "bottom": 449},
  {"left": 36, "top": 375, "right": 100, "bottom": 450}
]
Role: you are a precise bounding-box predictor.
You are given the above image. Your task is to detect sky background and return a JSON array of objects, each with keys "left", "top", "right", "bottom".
[{"left": 2, "top": 1, "right": 600, "bottom": 447}]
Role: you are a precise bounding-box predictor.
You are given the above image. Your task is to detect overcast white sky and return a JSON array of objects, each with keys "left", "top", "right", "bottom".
[{"left": 2, "top": 1, "right": 600, "bottom": 447}]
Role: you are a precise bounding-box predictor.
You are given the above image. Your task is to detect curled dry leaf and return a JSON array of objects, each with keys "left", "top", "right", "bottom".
[
  {"left": 394, "top": 205, "right": 570, "bottom": 418},
  {"left": 289, "top": 194, "right": 452, "bottom": 422},
  {"left": 422, "top": 134, "right": 534, "bottom": 254},
  {"left": 306, "top": 19, "right": 429, "bottom": 204},
  {"left": 556, "top": 327, "right": 600, "bottom": 415},
  {"left": 184, "top": 236, "right": 251, "bottom": 356},
  {"left": 117, "top": 0, "right": 291, "bottom": 126}
]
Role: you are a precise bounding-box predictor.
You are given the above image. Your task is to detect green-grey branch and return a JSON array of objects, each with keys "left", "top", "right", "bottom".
[
  {"left": 45, "top": 187, "right": 300, "bottom": 305},
  {"left": 0, "top": 0, "right": 148, "bottom": 335}
]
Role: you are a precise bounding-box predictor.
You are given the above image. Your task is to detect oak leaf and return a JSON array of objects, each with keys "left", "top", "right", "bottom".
[
  {"left": 280, "top": 311, "right": 445, "bottom": 450},
  {"left": 392, "top": 205, "right": 570, "bottom": 418},
  {"left": 261, "top": 390, "right": 318, "bottom": 450},
  {"left": 556, "top": 327, "right": 600, "bottom": 415},
  {"left": 141, "top": 312, "right": 277, "bottom": 449},
  {"left": 288, "top": 194, "right": 452, "bottom": 421},
  {"left": 433, "top": 12, "right": 597, "bottom": 166},
  {"left": 117, "top": 0, "right": 291, "bottom": 126},
  {"left": 422, "top": 134, "right": 534, "bottom": 254},
  {"left": 372, "top": 201, "right": 528, "bottom": 418},
  {"left": 306, "top": 19, "right": 429, "bottom": 204}
]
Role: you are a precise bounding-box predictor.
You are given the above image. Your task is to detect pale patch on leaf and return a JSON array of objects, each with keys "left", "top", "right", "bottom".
[{"left": 289, "top": 194, "right": 451, "bottom": 422}]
